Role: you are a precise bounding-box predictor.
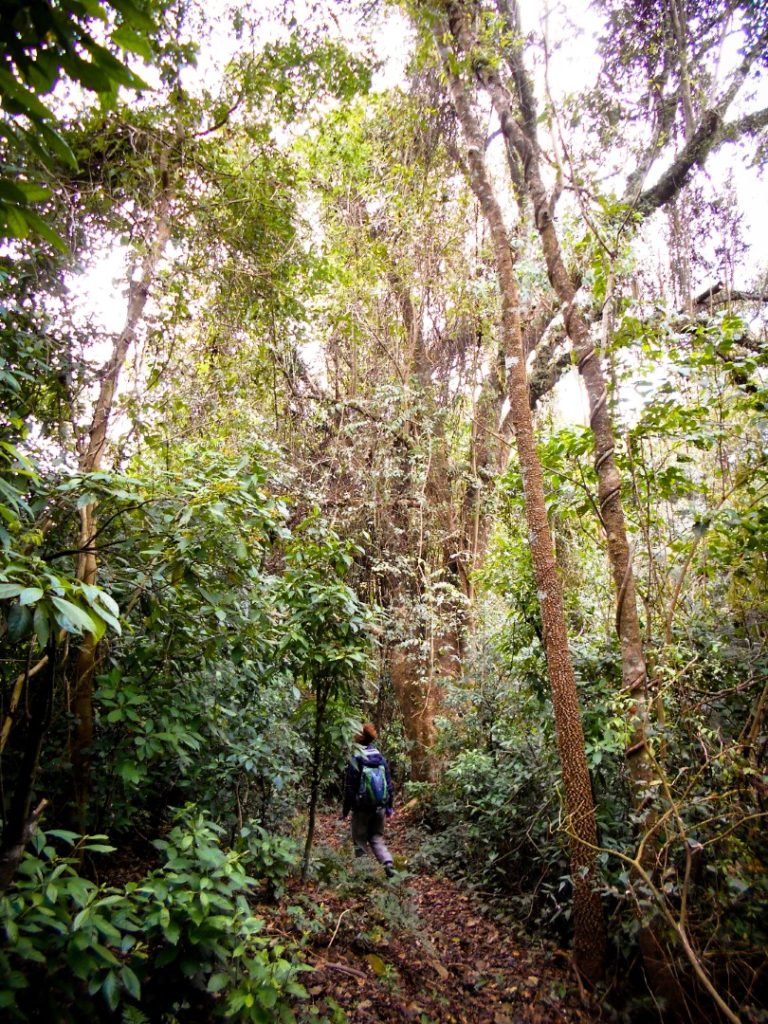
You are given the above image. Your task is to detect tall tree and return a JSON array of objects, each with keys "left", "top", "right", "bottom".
[
  {"left": 424, "top": 0, "right": 767, "bottom": 1000},
  {"left": 293, "top": 90, "right": 496, "bottom": 778},
  {"left": 419, "top": 3, "right": 607, "bottom": 979}
]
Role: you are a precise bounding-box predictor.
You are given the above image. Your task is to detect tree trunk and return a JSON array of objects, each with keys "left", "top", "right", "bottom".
[
  {"left": 302, "top": 685, "right": 329, "bottom": 878},
  {"left": 474, "top": 9, "right": 657, "bottom": 812},
  {"left": 432, "top": 21, "right": 606, "bottom": 979},
  {"left": 389, "top": 641, "right": 440, "bottom": 782},
  {"left": 476, "top": 2, "right": 688, "bottom": 1003},
  {"left": 384, "top": 267, "right": 464, "bottom": 778},
  {"left": 69, "top": 151, "right": 174, "bottom": 829},
  {"left": 0, "top": 639, "right": 56, "bottom": 891}
]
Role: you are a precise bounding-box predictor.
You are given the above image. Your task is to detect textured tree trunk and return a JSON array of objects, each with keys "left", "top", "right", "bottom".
[
  {"left": 389, "top": 642, "right": 440, "bottom": 782},
  {"left": 432, "top": 21, "right": 606, "bottom": 979},
  {"left": 477, "top": 0, "right": 659, "bottom": 819},
  {"left": 477, "top": 1, "right": 687, "bottom": 1003}
]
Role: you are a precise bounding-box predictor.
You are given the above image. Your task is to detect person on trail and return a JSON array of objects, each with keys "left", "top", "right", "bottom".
[{"left": 341, "top": 722, "right": 395, "bottom": 877}]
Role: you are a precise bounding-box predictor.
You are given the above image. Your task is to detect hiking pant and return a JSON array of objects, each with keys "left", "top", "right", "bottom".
[{"left": 350, "top": 807, "right": 392, "bottom": 867}]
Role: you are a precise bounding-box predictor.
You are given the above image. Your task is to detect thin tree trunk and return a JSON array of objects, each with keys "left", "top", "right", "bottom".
[
  {"left": 432, "top": 21, "right": 606, "bottom": 979},
  {"left": 474, "top": 2, "right": 688, "bottom": 1004},
  {"left": 70, "top": 148, "right": 174, "bottom": 829},
  {"left": 478, "top": 0, "right": 659, "bottom": 817},
  {"left": 0, "top": 639, "right": 56, "bottom": 891},
  {"left": 302, "top": 685, "right": 329, "bottom": 878}
]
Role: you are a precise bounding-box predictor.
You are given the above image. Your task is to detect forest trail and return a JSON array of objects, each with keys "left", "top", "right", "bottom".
[{"left": 268, "top": 810, "right": 595, "bottom": 1024}]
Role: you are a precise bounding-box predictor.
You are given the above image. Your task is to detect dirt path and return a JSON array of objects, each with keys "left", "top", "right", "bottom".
[{"left": 269, "top": 810, "right": 597, "bottom": 1024}]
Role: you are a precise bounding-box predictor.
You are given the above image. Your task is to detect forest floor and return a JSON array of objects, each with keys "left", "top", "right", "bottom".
[{"left": 264, "top": 808, "right": 599, "bottom": 1024}]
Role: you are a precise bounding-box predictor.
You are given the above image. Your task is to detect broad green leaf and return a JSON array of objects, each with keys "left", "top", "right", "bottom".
[
  {"left": 121, "top": 965, "right": 141, "bottom": 1000},
  {"left": 102, "top": 970, "right": 119, "bottom": 1011},
  {"left": 51, "top": 596, "right": 99, "bottom": 636},
  {"left": 111, "top": 26, "right": 153, "bottom": 60},
  {"left": 7, "top": 603, "right": 32, "bottom": 641},
  {"left": 3, "top": 205, "right": 29, "bottom": 238},
  {"left": 73, "top": 907, "right": 91, "bottom": 931},
  {"left": 36, "top": 121, "right": 78, "bottom": 167},
  {"left": 96, "top": 591, "right": 120, "bottom": 617},
  {"left": 0, "top": 181, "right": 30, "bottom": 205},
  {"left": 60, "top": 52, "right": 114, "bottom": 93},
  {"left": 0, "top": 68, "right": 52, "bottom": 121},
  {"left": 47, "top": 829, "right": 80, "bottom": 844},
  {"left": 20, "top": 205, "right": 68, "bottom": 252},
  {"left": 110, "top": 0, "right": 157, "bottom": 33},
  {"left": 10, "top": 178, "right": 51, "bottom": 200},
  {"left": 33, "top": 603, "right": 51, "bottom": 648}
]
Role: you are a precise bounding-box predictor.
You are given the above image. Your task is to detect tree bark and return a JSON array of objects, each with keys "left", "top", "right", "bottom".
[
  {"left": 69, "top": 148, "right": 174, "bottom": 829},
  {"left": 432, "top": 18, "right": 606, "bottom": 979},
  {"left": 389, "top": 642, "right": 440, "bottom": 782},
  {"left": 302, "top": 684, "right": 329, "bottom": 878},
  {"left": 0, "top": 640, "right": 56, "bottom": 891},
  {"left": 475, "top": 0, "right": 659, "bottom": 817}
]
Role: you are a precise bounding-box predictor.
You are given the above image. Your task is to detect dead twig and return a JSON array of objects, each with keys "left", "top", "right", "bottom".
[
  {"left": 308, "top": 955, "right": 367, "bottom": 980},
  {"left": 327, "top": 906, "right": 355, "bottom": 949}
]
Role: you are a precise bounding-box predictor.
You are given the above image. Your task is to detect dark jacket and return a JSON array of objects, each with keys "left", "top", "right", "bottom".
[{"left": 343, "top": 744, "right": 394, "bottom": 817}]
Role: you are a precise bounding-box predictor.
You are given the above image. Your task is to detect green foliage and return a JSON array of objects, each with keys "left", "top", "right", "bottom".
[
  {"left": 133, "top": 809, "right": 309, "bottom": 1022},
  {"left": 0, "top": 811, "right": 310, "bottom": 1022},
  {"left": 58, "top": 449, "right": 307, "bottom": 832},
  {"left": 277, "top": 517, "right": 372, "bottom": 683},
  {"left": 0, "top": 0, "right": 158, "bottom": 246},
  {"left": 0, "top": 571, "right": 121, "bottom": 646},
  {"left": 238, "top": 823, "right": 300, "bottom": 901},
  {"left": 0, "top": 829, "right": 124, "bottom": 1020},
  {"left": 418, "top": 661, "right": 576, "bottom": 929},
  {"left": 467, "top": 297, "right": 768, "bottom": 1006}
]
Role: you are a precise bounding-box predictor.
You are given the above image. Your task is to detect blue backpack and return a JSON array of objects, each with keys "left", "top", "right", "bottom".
[{"left": 356, "top": 758, "right": 389, "bottom": 809}]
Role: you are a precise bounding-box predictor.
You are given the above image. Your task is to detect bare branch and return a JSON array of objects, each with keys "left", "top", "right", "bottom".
[
  {"left": 691, "top": 282, "right": 768, "bottom": 310},
  {"left": 632, "top": 34, "right": 768, "bottom": 218}
]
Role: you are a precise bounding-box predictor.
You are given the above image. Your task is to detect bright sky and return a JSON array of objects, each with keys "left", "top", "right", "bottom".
[{"left": 74, "top": 0, "right": 766, "bottom": 430}]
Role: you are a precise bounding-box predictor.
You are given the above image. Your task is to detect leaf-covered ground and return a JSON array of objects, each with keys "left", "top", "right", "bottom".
[{"left": 266, "top": 809, "right": 596, "bottom": 1024}]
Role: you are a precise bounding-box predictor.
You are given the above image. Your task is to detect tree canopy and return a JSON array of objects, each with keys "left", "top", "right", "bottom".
[{"left": 0, "top": 1, "right": 766, "bottom": 1021}]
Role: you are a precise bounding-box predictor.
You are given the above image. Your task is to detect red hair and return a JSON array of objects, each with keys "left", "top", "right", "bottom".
[{"left": 356, "top": 722, "right": 377, "bottom": 744}]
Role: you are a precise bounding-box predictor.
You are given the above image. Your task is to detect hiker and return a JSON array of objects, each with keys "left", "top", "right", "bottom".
[{"left": 341, "top": 722, "right": 395, "bottom": 877}]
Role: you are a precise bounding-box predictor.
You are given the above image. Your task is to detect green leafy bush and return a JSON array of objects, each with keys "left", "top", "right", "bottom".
[
  {"left": 238, "top": 822, "right": 300, "bottom": 900},
  {"left": 0, "top": 811, "right": 311, "bottom": 1022}
]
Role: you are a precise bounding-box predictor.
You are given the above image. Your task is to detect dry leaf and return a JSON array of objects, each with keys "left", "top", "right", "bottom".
[
  {"left": 430, "top": 959, "right": 450, "bottom": 981},
  {"left": 364, "top": 953, "right": 387, "bottom": 976},
  {"left": 405, "top": 1003, "right": 426, "bottom": 1018}
]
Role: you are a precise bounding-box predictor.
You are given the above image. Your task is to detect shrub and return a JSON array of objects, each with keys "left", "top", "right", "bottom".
[{"left": 0, "top": 809, "right": 310, "bottom": 1022}]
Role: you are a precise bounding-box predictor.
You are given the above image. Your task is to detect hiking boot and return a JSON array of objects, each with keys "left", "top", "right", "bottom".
[{"left": 384, "top": 863, "right": 395, "bottom": 878}]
